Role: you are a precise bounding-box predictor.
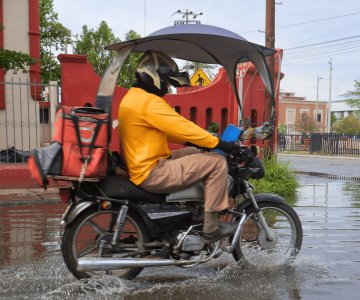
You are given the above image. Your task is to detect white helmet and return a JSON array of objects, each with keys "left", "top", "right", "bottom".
[{"left": 136, "top": 51, "right": 190, "bottom": 92}]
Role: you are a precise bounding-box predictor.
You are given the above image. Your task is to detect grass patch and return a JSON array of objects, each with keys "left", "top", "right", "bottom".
[{"left": 250, "top": 156, "right": 299, "bottom": 204}]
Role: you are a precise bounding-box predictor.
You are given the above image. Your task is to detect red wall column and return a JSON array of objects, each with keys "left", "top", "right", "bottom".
[
  {"left": 28, "top": 0, "right": 41, "bottom": 100},
  {"left": 0, "top": 0, "right": 5, "bottom": 109}
]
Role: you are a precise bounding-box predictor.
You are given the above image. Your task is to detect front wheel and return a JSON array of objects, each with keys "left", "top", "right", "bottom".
[
  {"left": 233, "top": 201, "right": 302, "bottom": 267},
  {"left": 62, "top": 206, "right": 150, "bottom": 280}
]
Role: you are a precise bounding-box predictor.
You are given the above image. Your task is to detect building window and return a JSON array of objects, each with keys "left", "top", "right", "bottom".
[
  {"left": 206, "top": 108, "right": 213, "bottom": 129},
  {"left": 39, "top": 108, "right": 49, "bottom": 124},
  {"left": 190, "top": 107, "right": 197, "bottom": 124},
  {"left": 220, "top": 108, "right": 228, "bottom": 133},
  {"left": 285, "top": 108, "right": 296, "bottom": 124},
  {"left": 315, "top": 109, "right": 322, "bottom": 122},
  {"left": 300, "top": 109, "right": 309, "bottom": 123},
  {"left": 251, "top": 109, "right": 258, "bottom": 125},
  {"left": 174, "top": 106, "right": 181, "bottom": 115}
]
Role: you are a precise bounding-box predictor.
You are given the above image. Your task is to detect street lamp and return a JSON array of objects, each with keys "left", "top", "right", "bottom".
[
  {"left": 315, "top": 75, "right": 322, "bottom": 123},
  {"left": 327, "top": 58, "right": 333, "bottom": 133}
]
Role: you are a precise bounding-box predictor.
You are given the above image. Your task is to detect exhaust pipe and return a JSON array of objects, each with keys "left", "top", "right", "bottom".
[
  {"left": 77, "top": 243, "right": 221, "bottom": 272},
  {"left": 78, "top": 257, "right": 198, "bottom": 272}
]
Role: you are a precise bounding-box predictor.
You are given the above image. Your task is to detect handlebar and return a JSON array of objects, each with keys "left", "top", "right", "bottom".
[{"left": 239, "top": 122, "right": 273, "bottom": 141}]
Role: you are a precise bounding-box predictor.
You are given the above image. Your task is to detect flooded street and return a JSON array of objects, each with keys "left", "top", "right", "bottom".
[{"left": 1, "top": 175, "right": 360, "bottom": 299}]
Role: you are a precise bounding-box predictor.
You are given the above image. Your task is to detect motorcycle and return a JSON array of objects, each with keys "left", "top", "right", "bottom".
[{"left": 57, "top": 24, "right": 303, "bottom": 280}]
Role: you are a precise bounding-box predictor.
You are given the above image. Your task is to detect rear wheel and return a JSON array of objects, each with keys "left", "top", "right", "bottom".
[
  {"left": 233, "top": 201, "right": 302, "bottom": 267},
  {"left": 62, "top": 206, "right": 150, "bottom": 280}
]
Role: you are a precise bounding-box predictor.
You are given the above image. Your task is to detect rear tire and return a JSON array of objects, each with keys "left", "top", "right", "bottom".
[
  {"left": 62, "top": 206, "right": 150, "bottom": 280},
  {"left": 233, "top": 201, "right": 302, "bottom": 267}
]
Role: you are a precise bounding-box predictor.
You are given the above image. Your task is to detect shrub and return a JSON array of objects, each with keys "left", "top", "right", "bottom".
[{"left": 250, "top": 156, "right": 299, "bottom": 203}]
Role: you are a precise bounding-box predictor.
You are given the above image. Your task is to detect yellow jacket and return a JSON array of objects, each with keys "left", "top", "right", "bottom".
[{"left": 118, "top": 87, "right": 219, "bottom": 185}]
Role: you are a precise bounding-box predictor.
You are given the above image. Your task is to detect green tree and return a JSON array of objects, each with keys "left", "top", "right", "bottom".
[
  {"left": 74, "top": 21, "right": 118, "bottom": 76},
  {"left": 186, "top": 62, "right": 217, "bottom": 79},
  {"left": 40, "top": 0, "right": 71, "bottom": 82},
  {"left": 345, "top": 80, "right": 360, "bottom": 117},
  {"left": 277, "top": 124, "right": 287, "bottom": 135},
  {"left": 118, "top": 30, "right": 142, "bottom": 88},
  {"left": 332, "top": 115, "right": 360, "bottom": 134},
  {"left": 0, "top": 49, "right": 35, "bottom": 73},
  {"left": 0, "top": 23, "right": 35, "bottom": 72},
  {"left": 296, "top": 111, "right": 318, "bottom": 134},
  {"left": 75, "top": 24, "right": 141, "bottom": 88}
]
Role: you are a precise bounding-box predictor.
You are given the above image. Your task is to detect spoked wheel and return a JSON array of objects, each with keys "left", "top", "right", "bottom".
[
  {"left": 62, "top": 206, "right": 150, "bottom": 280},
  {"left": 233, "top": 201, "right": 302, "bottom": 267}
]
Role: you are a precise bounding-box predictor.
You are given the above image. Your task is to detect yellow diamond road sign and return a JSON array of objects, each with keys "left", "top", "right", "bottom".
[{"left": 190, "top": 68, "right": 211, "bottom": 87}]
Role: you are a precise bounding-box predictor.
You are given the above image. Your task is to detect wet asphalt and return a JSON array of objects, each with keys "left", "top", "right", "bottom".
[
  {"left": 278, "top": 153, "right": 360, "bottom": 178},
  {"left": 0, "top": 153, "right": 360, "bottom": 299}
]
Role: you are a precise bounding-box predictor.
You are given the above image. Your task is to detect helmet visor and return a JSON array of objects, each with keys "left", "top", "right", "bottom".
[
  {"left": 157, "top": 62, "right": 190, "bottom": 87},
  {"left": 167, "top": 71, "right": 191, "bottom": 87}
]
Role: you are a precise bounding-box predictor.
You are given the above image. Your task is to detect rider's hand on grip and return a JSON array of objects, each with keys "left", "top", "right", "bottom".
[
  {"left": 236, "top": 146, "right": 254, "bottom": 163},
  {"left": 215, "top": 140, "right": 241, "bottom": 154}
]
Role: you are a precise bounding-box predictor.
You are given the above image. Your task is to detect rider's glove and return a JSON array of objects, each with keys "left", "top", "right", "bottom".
[
  {"left": 215, "top": 140, "right": 241, "bottom": 154},
  {"left": 236, "top": 146, "right": 254, "bottom": 163}
]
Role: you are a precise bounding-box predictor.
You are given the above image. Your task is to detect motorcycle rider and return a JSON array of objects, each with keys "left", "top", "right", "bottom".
[{"left": 118, "top": 51, "right": 244, "bottom": 242}]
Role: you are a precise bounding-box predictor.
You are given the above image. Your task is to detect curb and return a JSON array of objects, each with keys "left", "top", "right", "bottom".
[
  {"left": 0, "top": 188, "right": 60, "bottom": 206},
  {"left": 278, "top": 153, "right": 360, "bottom": 160}
]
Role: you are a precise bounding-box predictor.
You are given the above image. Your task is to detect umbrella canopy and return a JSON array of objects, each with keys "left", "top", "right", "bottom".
[
  {"left": 96, "top": 24, "right": 276, "bottom": 119},
  {"left": 106, "top": 24, "right": 276, "bottom": 101}
]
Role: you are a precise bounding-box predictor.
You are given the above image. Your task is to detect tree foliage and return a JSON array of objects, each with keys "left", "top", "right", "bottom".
[
  {"left": 295, "top": 112, "right": 318, "bottom": 134},
  {"left": 185, "top": 62, "right": 217, "bottom": 79},
  {"left": 0, "top": 22, "right": 36, "bottom": 73},
  {"left": 74, "top": 24, "right": 141, "bottom": 88},
  {"left": 40, "top": 0, "right": 71, "bottom": 82},
  {"left": 0, "top": 49, "right": 36, "bottom": 73},
  {"left": 332, "top": 115, "right": 360, "bottom": 134},
  {"left": 345, "top": 80, "right": 360, "bottom": 117},
  {"left": 74, "top": 21, "right": 118, "bottom": 76},
  {"left": 118, "top": 30, "right": 142, "bottom": 88}
]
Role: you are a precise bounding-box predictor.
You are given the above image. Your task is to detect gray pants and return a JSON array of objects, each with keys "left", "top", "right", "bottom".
[{"left": 140, "top": 147, "right": 229, "bottom": 213}]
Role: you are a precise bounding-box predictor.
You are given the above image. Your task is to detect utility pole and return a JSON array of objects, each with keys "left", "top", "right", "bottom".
[
  {"left": 264, "top": 0, "right": 275, "bottom": 153},
  {"left": 327, "top": 58, "right": 333, "bottom": 133},
  {"left": 315, "top": 75, "right": 322, "bottom": 122},
  {"left": 174, "top": 9, "right": 203, "bottom": 26}
]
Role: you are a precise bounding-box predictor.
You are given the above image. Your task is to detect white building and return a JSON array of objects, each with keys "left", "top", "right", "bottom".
[
  {"left": 0, "top": 0, "right": 56, "bottom": 153},
  {"left": 331, "top": 100, "right": 358, "bottom": 119}
]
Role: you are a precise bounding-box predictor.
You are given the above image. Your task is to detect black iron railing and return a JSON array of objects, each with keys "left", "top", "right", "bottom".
[{"left": 278, "top": 133, "right": 360, "bottom": 157}]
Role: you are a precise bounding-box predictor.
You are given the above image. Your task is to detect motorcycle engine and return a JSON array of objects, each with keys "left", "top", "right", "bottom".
[{"left": 177, "top": 232, "right": 205, "bottom": 252}]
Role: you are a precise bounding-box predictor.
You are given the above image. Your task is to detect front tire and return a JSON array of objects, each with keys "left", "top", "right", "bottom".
[
  {"left": 233, "top": 201, "right": 302, "bottom": 267},
  {"left": 62, "top": 206, "right": 150, "bottom": 280}
]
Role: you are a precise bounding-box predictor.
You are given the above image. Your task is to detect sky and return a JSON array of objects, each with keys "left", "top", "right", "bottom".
[{"left": 53, "top": 0, "right": 360, "bottom": 102}]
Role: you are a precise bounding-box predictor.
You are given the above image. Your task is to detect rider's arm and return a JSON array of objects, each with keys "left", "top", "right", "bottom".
[{"left": 145, "top": 97, "right": 219, "bottom": 149}]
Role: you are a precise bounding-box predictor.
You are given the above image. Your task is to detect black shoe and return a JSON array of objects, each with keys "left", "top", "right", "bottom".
[{"left": 202, "top": 222, "right": 238, "bottom": 243}]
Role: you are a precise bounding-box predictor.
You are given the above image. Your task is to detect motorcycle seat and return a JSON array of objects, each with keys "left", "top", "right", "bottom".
[{"left": 99, "top": 176, "right": 166, "bottom": 203}]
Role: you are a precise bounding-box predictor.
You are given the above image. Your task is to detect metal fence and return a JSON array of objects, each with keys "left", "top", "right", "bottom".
[
  {"left": 0, "top": 78, "right": 59, "bottom": 163},
  {"left": 278, "top": 133, "right": 360, "bottom": 156}
]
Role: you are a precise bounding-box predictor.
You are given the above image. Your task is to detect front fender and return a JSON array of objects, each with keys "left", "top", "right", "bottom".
[
  {"left": 62, "top": 200, "right": 98, "bottom": 225},
  {"left": 236, "top": 192, "right": 284, "bottom": 212}
]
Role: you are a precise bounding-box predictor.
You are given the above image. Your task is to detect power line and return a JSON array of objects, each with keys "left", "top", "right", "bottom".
[
  {"left": 285, "top": 35, "right": 360, "bottom": 51},
  {"left": 277, "top": 11, "right": 360, "bottom": 29},
  {"left": 285, "top": 40, "right": 360, "bottom": 59},
  {"left": 283, "top": 48, "right": 360, "bottom": 66},
  {"left": 281, "top": 21, "right": 360, "bottom": 48},
  {"left": 285, "top": 45, "right": 360, "bottom": 62},
  {"left": 240, "top": 11, "right": 360, "bottom": 34}
]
